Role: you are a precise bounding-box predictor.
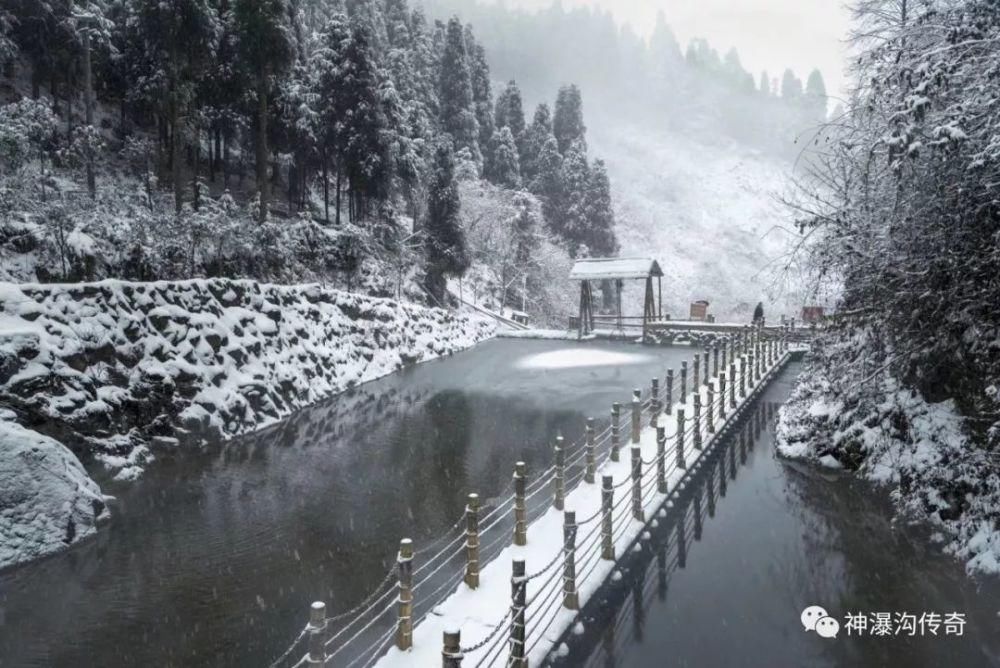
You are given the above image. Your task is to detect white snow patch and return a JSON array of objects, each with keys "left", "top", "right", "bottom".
[{"left": 516, "top": 348, "right": 653, "bottom": 370}]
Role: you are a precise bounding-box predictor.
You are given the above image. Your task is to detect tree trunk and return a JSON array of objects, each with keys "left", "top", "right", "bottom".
[
  {"left": 82, "top": 29, "right": 96, "bottom": 198},
  {"left": 256, "top": 72, "right": 269, "bottom": 224},
  {"left": 192, "top": 130, "right": 200, "bottom": 211},
  {"left": 169, "top": 91, "right": 182, "bottom": 214},
  {"left": 335, "top": 162, "right": 342, "bottom": 226}
]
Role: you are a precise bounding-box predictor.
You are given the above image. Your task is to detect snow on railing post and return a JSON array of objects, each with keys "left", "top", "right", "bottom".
[
  {"left": 601, "top": 475, "right": 615, "bottom": 560},
  {"left": 680, "top": 362, "right": 688, "bottom": 406},
  {"left": 395, "top": 539, "right": 414, "bottom": 650},
  {"left": 554, "top": 434, "right": 565, "bottom": 511},
  {"left": 692, "top": 355, "right": 700, "bottom": 396},
  {"left": 706, "top": 382, "right": 716, "bottom": 435},
  {"left": 509, "top": 559, "right": 528, "bottom": 668},
  {"left": 692, "top": 394, "right": 702, "bottom": 451},
  {"left": 713, "top": 344, "right": 719, "bottom": 379},
  {"left": 513, "top": 462, "right": 527, "bottom": 547},
  {"left": 676, "top": 409, "right": 686, "bottom": 471},
  {"left": 719, "top": 373, "right": 727, "bottom": 420},
  {"left": 563, "top": 511, "right": 579, "bottom": 610},
  {"left": 631, "top": 446, "right": 643, "bottom": 522},
  {"left": 702, "top": 351, "right": 710, "bottom": 386},
  {"left": 584, "top": 418, "right": 596, "bottom": 484},
  {"left": 465, "top": 493, "right": 480, "bottom": 589},
  {"left": 650, "top": 377, "right": 660, "bottom": 428},
  {"left": 442, "top": 629, "right": 462, "bottom": 668},
  {"left": 307, "top": 601, "right": 326, "bottom": 665},
  {"left": 665, "top": 369, "right": 674, "bottom": 416},
  {"left": 729, "top": 363, "right": 737, "bottom": 408},
  {"left": 656, "top": 426, "right": 667, "bottom": 494},
  {"left": 611, "top": 402, "right": 621, "bottom": 463},
  {"left": 630, "top": 389, "right": 641, "bottom": 444}
]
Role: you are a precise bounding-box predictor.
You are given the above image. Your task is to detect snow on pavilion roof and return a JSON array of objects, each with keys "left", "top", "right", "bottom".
[{"left": 568, "top": 257, "right": 663, "bottom": 281}]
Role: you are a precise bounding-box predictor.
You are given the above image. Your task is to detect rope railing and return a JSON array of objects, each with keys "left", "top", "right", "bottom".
[{"left": 271, "top": 341, "right": 792, "bottom": 668}]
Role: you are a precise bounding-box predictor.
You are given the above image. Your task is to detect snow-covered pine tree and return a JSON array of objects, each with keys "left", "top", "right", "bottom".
[
  {"left": 583, "top": 158, "right": 617, "bottom": 257},
  {"left": 437, "top": 17, "right": 480, "bottom": 165},
  {"left": 424, "top": 139, "right": 470, "bottom": 303},
  {"left": 486, "top": 126, "right": 521, "bottom": 189},
  {"left": 465, "top": 25, "right": 494, "bottom": 165},
  {"left": 553, "top": 84, "right": 586, "bottom": 155},
  {"left": 556, "top": 138, "right": 590, "bottom": 255},
  {"left": 521, "top": 103, "right": 552, "bottom": 183}
]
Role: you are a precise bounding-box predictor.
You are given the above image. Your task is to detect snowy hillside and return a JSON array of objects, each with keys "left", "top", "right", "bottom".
[{"left": 589, "top": 119, "right": 805, "bottom": 321}]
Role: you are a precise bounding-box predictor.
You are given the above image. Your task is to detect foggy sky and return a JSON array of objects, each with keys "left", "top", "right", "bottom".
[{"left": 498, "top": 0, "right": 852, "bottom": 98}]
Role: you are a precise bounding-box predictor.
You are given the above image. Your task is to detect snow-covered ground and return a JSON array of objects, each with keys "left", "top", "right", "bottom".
[
  {"left": 777, "top": 346, "right": 1000, "bottom": 575},
  {"left": 0, "top": 278, "right": 496, "bottom": 568}
]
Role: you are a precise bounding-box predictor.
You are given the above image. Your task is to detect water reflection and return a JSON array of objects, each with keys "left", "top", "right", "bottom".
[{"left": 555, "top": 368, "right": 1000, "bottom": 668}]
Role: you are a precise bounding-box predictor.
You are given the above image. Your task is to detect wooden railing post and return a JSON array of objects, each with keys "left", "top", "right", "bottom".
[
  {"left": 631, "top": 445, "right": 643, "bottom": 521},
  {"left": 692, "top": 355, "right": 700, "bottom": 395},
  {"left": 650, "top": 377, "right": 660, "bottom": 428},
  {"left": 584, "top": 418, "right": 596, "bottom": 484},
  {"left": 713, "top": 344, "right": 719, "bottom": 378},
  {"left": 680, "top": 362, "right": 688, "bottom": 405},
  {"left": 665, "top": 368, "right": 674, "bottom": 415},
  {"left": 465, "top": 493, "right": 480, "bottom": 589},
  {"left": 553, "top": 434, "right": 565, "bottom": 511},
  {"left": 702, "top": 351, "right": 710, "bottom": 386},
  {"left": 601, "top": 475, "right": 614, "bottom": 560},
  {"left": 442, "top": 629, "right": 463, "bottom": 668},
  {"left": 676, "top": 409, "right": 686, "bottom": 470},
  {"left": 656, "top": 426, "right": 667, "bottom": 493},
  {"left": 721, "top": 338, "right": 728, "bottom": 370},
  {"left": 307, "top": 602, "right": 326, "bottom": 665},
  {"left": 509, "top": 559, "right": 527, "bottom": 668},
  {"left": 740, "top": 357, "right": 747, "bottom": 398},
  {"left": 395, "top": 539, "right": 414, "bottom": 651},
  {"left": 611, "top": 402, "right": 621, "bottom": 462},
  {"left": 513, "top": 462, "right": 527, "bottom": 546},
  {"left": 692, "top": 393, "right": 702, "bottom": 451},
  {"left": 563, "top": 511, "right": 578, "bottom": 610},
  {"left": 631, "top": 389, "right": 641, "bottom": 444},
  {"left": 706, "top": 382, "right": 716, "bottom": 435},
  {"left": 729, "top": 362, "right": 737, "bottom": 408},
  {"left": 719, "top": 373, "right": 727, "bottom": 420}
]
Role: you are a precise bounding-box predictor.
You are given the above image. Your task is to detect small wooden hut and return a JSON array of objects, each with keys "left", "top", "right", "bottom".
[{"left": 569, "top": 257, "right": 664, "bottom": 340}]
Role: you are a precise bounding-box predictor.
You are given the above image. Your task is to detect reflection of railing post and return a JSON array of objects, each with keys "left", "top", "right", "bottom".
[
  {"left": 395, "top": 539, "right": 414, "bottom": 650},
  {"left": 680, "top": 362, "right": 688, "bottom": 405},
  {"left": 693, "top": 490, "right": 702, "bottom": 541},
  {"left": 692, "top": 393, "right": 702, "bottom": 451},
  {"left": 553, "top": 435, "right": 565, "bottom": 511},
  {"left": 631, "top": 389, "right": 641, "bottom": 444},
  {"left": 631, "top": 445, "right": 643, "bottom": 521},
  {"left": 707, "top": 465, "right": 716, "bottom": 518},
  {"left": 442, "top": 629, "right": 462, "bottom": 668},
  {"left": 676, "top": 409, "right": 686, "bottom": 470},
  {"left": 601, "top": 475, "right": 615, "bottom": 560},
  {"left": 513, "top": 462, "right": 527, "bottom": 547},
  {"left": 719, "top": 373, "right": 727, "bottom": 420},
  {"left": 563, "top": 511, "right": 578, "bottom": 610},
  {"left": 650, "top": 377, "right": 660, "bottom": 428},
  {"left": 656, "top": 426, "right": 667, "bottom": 493},
  {"left": 706, "top": 382, "right": 716, "bottom": 435},
  {"left": 465, "top": 493, "right": 480, "bottom": 589},
  {"left": 665, "top": 368, "right": 674, "bottom": 415},
  {"left": 611, "top": 402, "right": 621, "bottom": 462},
  {"left": 584, "top": 418, "right": 596, "bottom": 484},
  {"left": 307, "top": 602, "right": 326, "bottom": 665},
  {"left": 509, "top": 559, "right": 527, "bottom": 668},
  {"left": 677, "top": 513, "right": 687, "bottom": 568}
]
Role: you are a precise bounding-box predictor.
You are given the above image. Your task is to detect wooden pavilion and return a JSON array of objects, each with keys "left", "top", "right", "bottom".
[{"left": 569, "top": 257, "right": 664, "bottom": 340}]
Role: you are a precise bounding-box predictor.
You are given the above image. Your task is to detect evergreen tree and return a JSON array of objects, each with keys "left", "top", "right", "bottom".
[
  {"left": 649, "top": 12, "right": 682, "bottom": 78},
  {"left": 234, "top": 0, "right": 294, "bottom": 223},
  {"left": 805, "top": 69, "right": 828, "bottom": 118},
  {"left": 437, "top": 17, "right": 480, "bottom": 163},
  {"left": 486, "top": 126, "right": 521, "bottom": 189},
  {"left": 553, "top": 84, "right": 585, "bottom": 155},
  {"left": 583, "top": 159, "right": 617, "bottom": 257},
  {"left": 556, "top": 139, "right": 589, "bottom": 253},
  {"left": 521, "top": 103, "right": 552, "bottom": 183},
  {"left": 780, "top": 68, "right": 803, "bottom": 102},
  {"left": 424, "top": 139, "right": 469, "bottom": 303},
  {"left": 495, "top": 80, "right": 525, "bottom": 140},
  {"left": 465, "top": 25, "right": 494, "bottom": 163},
  {"left": 529, "top": 134, "right": 562, "bottom": 223}
]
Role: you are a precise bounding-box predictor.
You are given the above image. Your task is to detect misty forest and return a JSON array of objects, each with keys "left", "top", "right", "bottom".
[{"left": 2, "top": 0, "right": 1000, "bottom": 667}]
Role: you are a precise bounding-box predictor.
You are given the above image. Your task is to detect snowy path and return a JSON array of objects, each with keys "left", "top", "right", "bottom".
[{"left": 371, "top": 345, "right": 791, "bottom": 667}]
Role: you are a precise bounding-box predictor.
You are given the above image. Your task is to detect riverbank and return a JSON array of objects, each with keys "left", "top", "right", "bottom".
[
  {"left": 0, "top": 279, "right": 495, "bottom": 569},
  {"left": 776, "top": 339, "right": 1000, "bottom": 576}
]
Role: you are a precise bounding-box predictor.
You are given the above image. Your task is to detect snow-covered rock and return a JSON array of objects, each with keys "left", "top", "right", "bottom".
[{"left": 0, "top": 416, "right": 109, "bottom": 569}]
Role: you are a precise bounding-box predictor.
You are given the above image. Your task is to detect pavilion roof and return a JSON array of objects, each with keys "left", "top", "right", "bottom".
[{"left": 568, "top": 257, "right": 663, "bottom": 281}]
